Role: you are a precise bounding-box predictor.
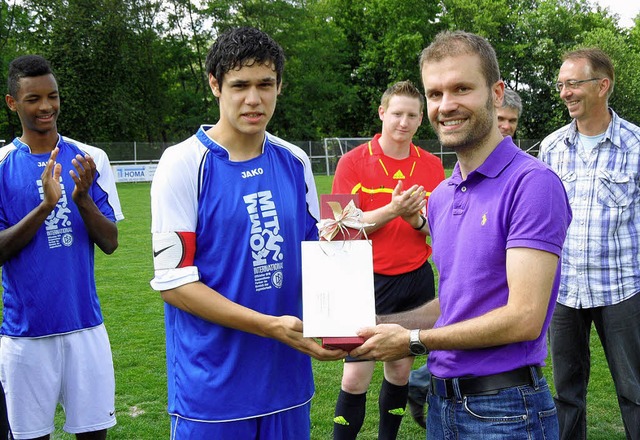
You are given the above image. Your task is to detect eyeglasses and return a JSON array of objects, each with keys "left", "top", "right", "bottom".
[{"left": 555, "top": 78, "right": 602, "bottom": 92}]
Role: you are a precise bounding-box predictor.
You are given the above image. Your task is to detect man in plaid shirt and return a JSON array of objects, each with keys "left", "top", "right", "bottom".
[{"left": 539, "top": 48, "right": 640, "bottom": 440}]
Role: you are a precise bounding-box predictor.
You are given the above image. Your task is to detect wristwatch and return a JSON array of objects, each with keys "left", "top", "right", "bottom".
[
  {"left": 409, "top": 329, "right": 428, "bottom": 356},
  {"left": 413, "top": 214, "right": 427, "bottom": 230}
]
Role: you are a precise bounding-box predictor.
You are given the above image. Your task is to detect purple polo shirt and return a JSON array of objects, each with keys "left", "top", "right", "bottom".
[{"left": 427, "top": 138, "right": 571, "bottom": 378}]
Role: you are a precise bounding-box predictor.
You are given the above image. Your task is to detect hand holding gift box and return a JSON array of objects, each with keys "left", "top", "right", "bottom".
[{"left": 302, "top": 195, "right": 376, "bottom": 351}]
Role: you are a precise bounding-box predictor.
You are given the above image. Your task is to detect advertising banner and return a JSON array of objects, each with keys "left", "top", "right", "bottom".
[{"left": 112, "top": 164, "right": 157, "bottom": 183}]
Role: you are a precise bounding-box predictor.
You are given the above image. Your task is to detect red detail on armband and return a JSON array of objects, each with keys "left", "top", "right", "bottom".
[{"left": 176, "top": 232, "right": 196, "bottom": 268}]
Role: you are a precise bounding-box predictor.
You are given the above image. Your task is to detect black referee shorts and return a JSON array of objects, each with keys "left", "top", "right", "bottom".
[{"left": 374, "top": 260, "right": 436, "bottom": 315}]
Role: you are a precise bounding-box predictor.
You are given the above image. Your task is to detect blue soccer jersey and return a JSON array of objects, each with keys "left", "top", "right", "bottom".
[
  {"left": 150, "top": 126, "right": 319, "bottom": 422},
  {"left": 0, "top": 136, "right": 123, "bottom": 337}
]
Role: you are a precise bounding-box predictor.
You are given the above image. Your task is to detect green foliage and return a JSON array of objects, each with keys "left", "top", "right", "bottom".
[
  {"left": 0, "top": 0, "right": 639, "bottom": 145},
  {"left": 321, "top": 0, "right": 441, "bottom": 138},
  {"left": 578, "top": 27, "right": 640, "bottom": 125},
  {"left": 435, "top": 0, "right": 637, "bottom": 139},
  {"left": 48, "top": 0, "right": 136, "bottom": 141},
  {"left": 0, "top": 1, "right": 33, "bottom": 141}
]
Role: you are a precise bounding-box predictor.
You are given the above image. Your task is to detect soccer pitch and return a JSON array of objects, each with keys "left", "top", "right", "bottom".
[{"left": 0, "top": 180, "right": 627, "bottom": 439}]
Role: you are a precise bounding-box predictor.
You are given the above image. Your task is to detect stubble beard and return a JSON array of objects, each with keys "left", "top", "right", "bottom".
[{"left": 434, "top": 96, "right": 495, "bottom": 153}]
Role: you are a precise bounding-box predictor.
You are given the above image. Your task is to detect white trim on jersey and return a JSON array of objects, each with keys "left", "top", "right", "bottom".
[
  {"left": 0, "top": 144, "right": 16, "bottom": 163},
  {"left": 62, "top": 137, "right": 124, "bottom": 222},
  {"left": 150, "top": 137, "right": 205, "bottom": 234},
  {"left": 150, "top": 136, "right": 207, "bottom": 291},
  {"left": 268, "top": 134, "right": 320, "bottom": 223}
]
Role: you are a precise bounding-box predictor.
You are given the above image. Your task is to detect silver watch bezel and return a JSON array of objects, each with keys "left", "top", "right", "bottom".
[{"left": 409, "top": 329, "right": 427, "bottom": 355}]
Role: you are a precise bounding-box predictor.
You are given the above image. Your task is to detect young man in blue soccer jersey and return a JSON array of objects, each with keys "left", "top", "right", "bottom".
[
  {"left": 150, "top": 26, "right": 346, "bottom": 439},
  {"left": 0, "top": 55, "right": 123, "bottom": 440}
]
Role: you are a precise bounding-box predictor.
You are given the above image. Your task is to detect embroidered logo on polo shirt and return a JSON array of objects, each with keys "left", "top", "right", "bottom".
[
  {"left": 481, "top": 213, "right": 488, "bottom": 226},
  {"left": 393, "top": 170, "right": 405, "bottom": 179}
]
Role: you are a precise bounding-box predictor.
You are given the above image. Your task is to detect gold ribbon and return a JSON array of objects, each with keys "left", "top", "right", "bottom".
[{"left": 317, "top": 200, "right": 374, "bottom": 241}]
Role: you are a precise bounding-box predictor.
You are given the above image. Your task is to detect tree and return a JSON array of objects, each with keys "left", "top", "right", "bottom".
[
  {"left": 315, "top": 0, "right": 443, "bottom": 138},
  {"left": 0, "top": 1, "right": 34, "bottom": 141},
  {"left": 0, "top": 0, "right": 638, "bottom": 145},
  {"left": 578, "top": 27, "right": 640, "bottom": 126},
  {"left": 504, "top": 0, "right": 623, "bottom": 138},
  {"left": 3, "top": 0, "right": 173, "bottom": 143}
]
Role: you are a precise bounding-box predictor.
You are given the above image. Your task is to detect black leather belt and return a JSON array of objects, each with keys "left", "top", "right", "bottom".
[{"left": 431, "top": 366, "right": 543, "bottom": 398}]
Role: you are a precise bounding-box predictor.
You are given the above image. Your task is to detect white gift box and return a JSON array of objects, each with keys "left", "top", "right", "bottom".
[{"left": 301, "top": 240, "right": 376, "bottom": 349}]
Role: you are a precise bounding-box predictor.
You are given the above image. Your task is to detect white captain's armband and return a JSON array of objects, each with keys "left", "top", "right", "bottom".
[{"left": 152, "top": 232, "right": 196, "bottom": 270}]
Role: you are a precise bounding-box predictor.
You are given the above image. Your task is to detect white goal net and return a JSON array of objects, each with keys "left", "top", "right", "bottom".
[{"left": 322, "top": 137, "right": 369, "bottom": 157}]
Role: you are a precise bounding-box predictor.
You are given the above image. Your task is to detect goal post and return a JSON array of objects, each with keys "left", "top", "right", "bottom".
[{"left": 321, "top": 137, "right": 369, "bottom": 176}]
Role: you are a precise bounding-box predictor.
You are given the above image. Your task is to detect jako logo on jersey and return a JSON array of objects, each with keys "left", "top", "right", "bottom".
[
  {"left": 242, "top": 168, "right": 264, "bottom": 179},
  {"left": 244, "top": 190, "right": 285, "bottom": 292},
  {"left": 38, "top": 161, "right": 48, "bottom": 167}
]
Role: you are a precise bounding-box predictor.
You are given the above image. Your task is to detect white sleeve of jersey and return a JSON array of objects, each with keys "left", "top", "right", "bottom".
[
  {"left": 303, "top": 151, "right": 320, "bottom": 224},
  {"left": 65, "top": 137, "right": 124, "bottom": 221},
  {"left": 149, "top": 139, "right": 203, "bottom": 291},
  {"left": 0, "top": 144, "right": 16, "bottom": 163}
]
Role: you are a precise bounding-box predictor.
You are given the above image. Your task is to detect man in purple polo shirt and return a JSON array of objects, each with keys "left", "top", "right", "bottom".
[{"left": 350, "top": 30, "right": 572, "bottom": 438}]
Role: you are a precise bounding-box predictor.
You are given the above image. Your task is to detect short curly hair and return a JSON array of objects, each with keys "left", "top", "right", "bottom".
[
  {"left": 7, "top": 54, "right": 54, "bottom": 97},
  {"left": 205, "top": 26, "right": 285, "bottom": 88}
]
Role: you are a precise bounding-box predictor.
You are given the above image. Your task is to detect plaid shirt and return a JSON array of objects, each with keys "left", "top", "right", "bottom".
[{"left": 540, "top": 109, "right": 640, "bottom": 308}]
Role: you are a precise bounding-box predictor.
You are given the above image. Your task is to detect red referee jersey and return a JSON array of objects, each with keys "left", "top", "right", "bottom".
[{"left": 332, "top": 134, "right": 445, "bottom": 275}]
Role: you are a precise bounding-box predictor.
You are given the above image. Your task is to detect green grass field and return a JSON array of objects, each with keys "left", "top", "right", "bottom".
[{"left": 1, "top": 178, "right": 628, "bottom": 439}]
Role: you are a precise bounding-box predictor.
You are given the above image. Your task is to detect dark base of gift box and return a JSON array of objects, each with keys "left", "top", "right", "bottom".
[{"left": 322, "top": 337, "right": 365, "bottom": 351}]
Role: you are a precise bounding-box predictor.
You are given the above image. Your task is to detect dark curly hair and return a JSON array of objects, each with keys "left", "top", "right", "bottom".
[{"left": 205, "top": 26, "right": 285, "bottom": 88}]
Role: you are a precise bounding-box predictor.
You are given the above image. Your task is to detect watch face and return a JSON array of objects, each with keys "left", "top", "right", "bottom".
[
  {"left": 410, "top": 342, "right": 427, "bottom": 355},
  {"left": 410, "top": 330, "right": 427, "bottom": 355}
]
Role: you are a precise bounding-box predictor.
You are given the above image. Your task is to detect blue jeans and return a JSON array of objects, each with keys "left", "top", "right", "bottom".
[
  {"left": 550, "top": 293, "right": 640, "bottom": 440},
  {"left": 426, "top": 373, "right": 558, "bottom": 439}
]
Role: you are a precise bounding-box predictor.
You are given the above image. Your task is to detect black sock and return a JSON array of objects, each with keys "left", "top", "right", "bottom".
[
  {"left": 378, "top": 378, "right": 409, "bottom": 440},
  {"left": 333, "top": 389, "right": 367, "bottom": 440}
]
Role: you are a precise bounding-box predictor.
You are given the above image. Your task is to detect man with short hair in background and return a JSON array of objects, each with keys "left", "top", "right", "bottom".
[
  {"left": 497, "top": 88, "right": 522, "bottom": 138},
  {"left": 539, "top": 47, "right": 640, "bottom": 440}
]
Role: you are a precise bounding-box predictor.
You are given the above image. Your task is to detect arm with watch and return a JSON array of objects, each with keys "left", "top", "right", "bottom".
[
  {"left": 350, "top": 247, "right": 560, "bottom": 362},
  {"left": 409, "top": 329, "right": 429, "bottom": 356},
  {"left": 347, "top": 299, "right": 441, "bottom": 360}
]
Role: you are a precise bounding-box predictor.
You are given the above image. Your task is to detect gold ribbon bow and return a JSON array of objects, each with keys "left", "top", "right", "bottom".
[{"left": 317, "top": 200, "right": 374, "bottom": 241}]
